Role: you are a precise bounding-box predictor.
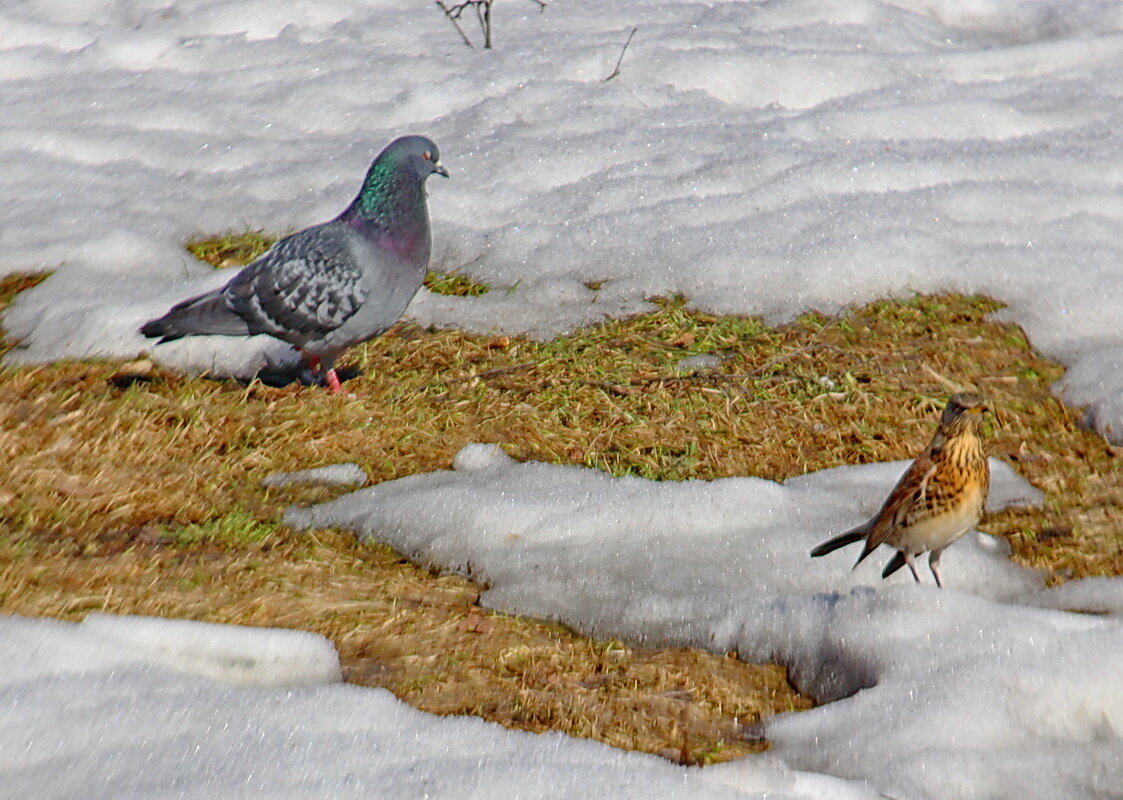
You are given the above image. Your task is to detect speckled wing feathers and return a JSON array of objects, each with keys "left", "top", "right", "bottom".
[
  {"left": 862, "top": 457, "right": 935, "bottom": 554},
  {"left": 226, "top": 226, "right": 367, "bottom": 341}
]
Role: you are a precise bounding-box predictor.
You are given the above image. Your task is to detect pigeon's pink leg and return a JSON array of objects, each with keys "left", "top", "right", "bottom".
[{"left": 304, "top": 353, "right": 342, "bottom": 393}]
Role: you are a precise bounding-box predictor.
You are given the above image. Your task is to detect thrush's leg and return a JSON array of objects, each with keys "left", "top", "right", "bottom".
[
  {"left": 904, "top": 552, "right": 922, "bottom": 583},
  {"left": 929, "top": 548, "right": 945, "bottom": 588}
]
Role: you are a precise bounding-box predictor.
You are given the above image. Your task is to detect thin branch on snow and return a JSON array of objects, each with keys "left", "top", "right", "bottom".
[
  {"left": 605, "top": 27, "right": 638, "bottom": 81},
  {"left": 436, "top": 0, "right": 475, "bottom": 48}
]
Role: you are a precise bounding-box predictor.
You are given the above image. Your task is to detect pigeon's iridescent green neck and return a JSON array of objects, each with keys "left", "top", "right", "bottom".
[{"left": 350, "top": 157, "right": 424, "bottom": 225}]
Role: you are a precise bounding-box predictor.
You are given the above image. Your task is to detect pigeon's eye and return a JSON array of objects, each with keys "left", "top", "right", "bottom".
[{"left": 422, "top": 151, "right": 432, "bottom": 161}]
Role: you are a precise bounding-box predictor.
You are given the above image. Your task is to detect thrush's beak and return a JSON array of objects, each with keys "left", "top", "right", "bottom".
[{"left": 434, "top": 162, "right": 449, "bottom": 178}]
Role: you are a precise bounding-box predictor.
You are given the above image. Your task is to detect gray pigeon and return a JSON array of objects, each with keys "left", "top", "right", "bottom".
[{"left": 141, "top": 135, "right": 448, "bottom": 392}]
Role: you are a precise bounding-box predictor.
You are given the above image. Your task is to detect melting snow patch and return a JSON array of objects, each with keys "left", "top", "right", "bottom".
[{"left": 263, "top": 462, "right": 369, "bottom": 488}]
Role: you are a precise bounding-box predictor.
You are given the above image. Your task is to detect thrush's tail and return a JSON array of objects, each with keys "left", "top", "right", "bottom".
[
  {"left": 141, "top": 291, "right": 251, "bottom": 343},
  {"left": 881, "top": 551, "right": 908, "bottom": 578},
  {"left": 809, "top": 523, "right": 869, "bottom": 558}
]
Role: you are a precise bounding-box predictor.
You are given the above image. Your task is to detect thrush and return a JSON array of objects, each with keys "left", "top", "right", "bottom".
[{"left": 810, "top": 392, "right": 990, "bottom": 587}]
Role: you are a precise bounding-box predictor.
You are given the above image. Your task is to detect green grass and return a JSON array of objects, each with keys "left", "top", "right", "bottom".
[
  {"left": 186, "top": 229, "right": 275, "bottom": 268},
  {"left": 163, "top": 509, "right": 281, "bottom": 547},
  {"left": 424, "top": 270, "right": 490, "bottom": 296}
]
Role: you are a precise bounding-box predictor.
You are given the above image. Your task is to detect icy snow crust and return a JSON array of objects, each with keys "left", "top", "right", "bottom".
[
  {"left": 3, "top": 0, "right": 1123, "bottom": 438},
  {"left": 4, "top": 615, "right": 819, "bottom": 800},
  {"left": 284, "top": 444, "right": 1123, "bottom": 800}
]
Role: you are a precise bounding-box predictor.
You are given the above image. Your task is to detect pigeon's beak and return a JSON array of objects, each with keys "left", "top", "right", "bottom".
[{"left": 434, "top": 162, "right": 449, "bottom": 178}]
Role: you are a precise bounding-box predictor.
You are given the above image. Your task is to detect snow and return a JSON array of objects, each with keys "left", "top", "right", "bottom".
[
  {"left": 4, "top": 0, "right": 1123, "bottom": 797},
  {"left": 77, "top": 612, "right": 342, "bottom": 686},
  {"left": 262, "top": 462, "right": 369, "bottom": 488},
  {"left": 3, "top": 0, "right": 1123, "bottom": 439},
  {"left": 286, "top": 443, "right": 1046, "bottom": 615},
  {"left": 3, "top": 614, "right": 823, "bottom": 800}
]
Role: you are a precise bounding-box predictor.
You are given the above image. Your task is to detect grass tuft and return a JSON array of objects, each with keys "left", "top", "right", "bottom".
[
  {"left": 424, "top": 270, "right": 490, "bottom": 296},
  {"left": 0, "top": 271, "right": 52, "bottom": 359},
  {"left": 186, "top": 230, "right": 274, "bottom": 268},
  {"left": 163, "top": 509, "right": 281, "bottom": 547}
]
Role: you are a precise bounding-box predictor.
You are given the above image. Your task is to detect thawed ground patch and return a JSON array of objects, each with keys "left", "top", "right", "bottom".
[{"left": 3, "top": 268, "right": 1122, "bottom": 797}]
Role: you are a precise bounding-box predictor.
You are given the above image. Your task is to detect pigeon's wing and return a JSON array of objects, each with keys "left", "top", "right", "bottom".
[{"left": 226, "top": 224, "right": 369, "bottom": 340}]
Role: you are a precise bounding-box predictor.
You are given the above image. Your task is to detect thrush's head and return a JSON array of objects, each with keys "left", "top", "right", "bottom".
[{"left": 940, "top": 392, "right": 987, "bottom": 434}]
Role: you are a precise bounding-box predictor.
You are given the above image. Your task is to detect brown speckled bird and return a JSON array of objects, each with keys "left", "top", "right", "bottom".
[{"left": 810, "top": 392, "right": 990, "bottom": 587}]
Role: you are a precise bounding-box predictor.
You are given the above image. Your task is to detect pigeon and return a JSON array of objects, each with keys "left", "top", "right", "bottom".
[{"left": 141, "top": 135, "right": 448, "bottom": 392}]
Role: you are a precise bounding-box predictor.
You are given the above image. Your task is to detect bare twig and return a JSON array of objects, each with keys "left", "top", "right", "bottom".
[
  {"left": 584, "top": 380, "right": 639, "bottom": 397},
  {"left": 605, "top": 27, "right": 638, "bottom": 81},
  {"left": 436, "top": 0, "right": 474, "bottom": 48},
  {"left": 480, "top": 0, "right": 493, "bottom": 48},
  {"left": 436, "top": 1, "right": 545, "bottom": 50},
  {"left": 922, "top": 363, "right": 967, "bottom": 393},
  {"left": 437, "top": 0, "right": 501, "bottom": 49}
]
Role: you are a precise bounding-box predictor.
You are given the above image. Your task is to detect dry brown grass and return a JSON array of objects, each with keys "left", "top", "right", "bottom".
[{"left": 1, "top": 256, "right": 1120, "bottom": 765}]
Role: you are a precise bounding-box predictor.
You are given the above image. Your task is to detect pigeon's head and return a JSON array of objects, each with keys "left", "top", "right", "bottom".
[{"left": 382, "top": 135, "right": 449, "bottom": 180}]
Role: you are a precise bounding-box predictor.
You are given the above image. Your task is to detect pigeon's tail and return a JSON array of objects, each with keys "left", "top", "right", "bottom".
[
  {"left": 141, "top": 291, "right": 252, "bottom": 343},
  {"left": 809, "top": 523, "right": 869, "bottom": 558}
]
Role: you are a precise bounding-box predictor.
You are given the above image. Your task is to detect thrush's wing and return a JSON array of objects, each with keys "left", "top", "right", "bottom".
[{"left": 860, "top": 449, "right": 938, "bottom": 555}]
